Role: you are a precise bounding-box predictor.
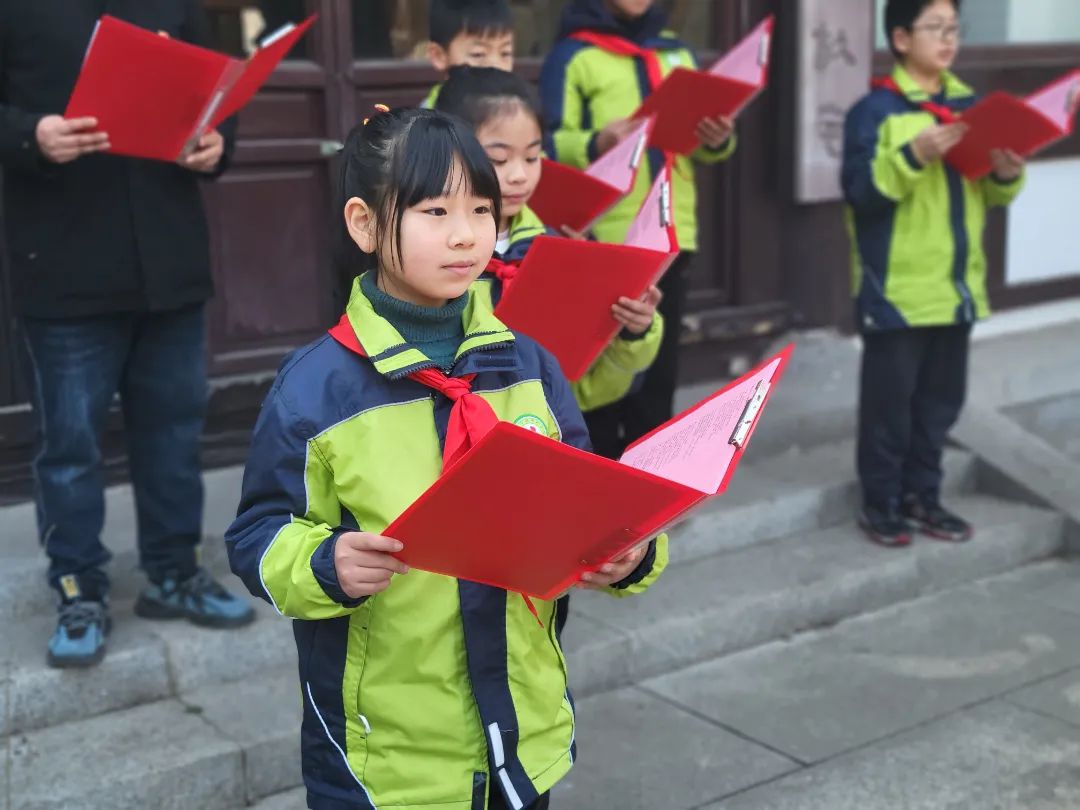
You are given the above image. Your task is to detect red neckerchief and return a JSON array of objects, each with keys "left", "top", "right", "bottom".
[
  {"left": 570, "top": 30, "right": 675, "bottom": 175},
  {"left": 328, "top": 314, "right": 498, "bottom": 470},
  {"left": 485, "top": 256, "right": 520, "bottom": 293},
  {"left": 328, "top": 313, "right": 544, "bottom": 624},
  {"left": 871, "top": 76, "right": 960, "bottom": 124}
]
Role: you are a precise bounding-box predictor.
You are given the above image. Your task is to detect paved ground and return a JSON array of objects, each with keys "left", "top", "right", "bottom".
[{"left": 553, "top": 561, "right": 1080, "bottom": 810}]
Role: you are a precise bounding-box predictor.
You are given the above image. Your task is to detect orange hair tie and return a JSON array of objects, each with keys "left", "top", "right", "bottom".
[{"left": 363, "top": 103, "right": 391, "bottom": 126}]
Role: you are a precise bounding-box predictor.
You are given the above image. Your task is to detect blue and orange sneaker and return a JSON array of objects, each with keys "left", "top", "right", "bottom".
[
  {"left": 47, "top": 599, "right": 111, "bottom": 668},
  {"left": 134, "top": 567, "right": 255, "bottom": 628}
]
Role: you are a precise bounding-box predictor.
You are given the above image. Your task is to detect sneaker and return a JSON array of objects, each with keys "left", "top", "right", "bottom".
[
  {"left": 47, "top": 599, "right": 111, "bottom": 669},
  {"left": 135, "top": 568, "right": 255, "bottom": 629},
  {"left": 858, "top": 504, "right": 913, "bottom": 548},
  {"left": 902, "top": 495, "right": 974, "bottom": 542}
]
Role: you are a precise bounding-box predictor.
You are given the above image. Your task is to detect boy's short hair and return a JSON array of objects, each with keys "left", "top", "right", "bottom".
[
  {"left": 429, "top": 0, "right": 514, "bottom": 49},
  {"left": 884, "top": 0, "right": 961, "bottom": 58}
]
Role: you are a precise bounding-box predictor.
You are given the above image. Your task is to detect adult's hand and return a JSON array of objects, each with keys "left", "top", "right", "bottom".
[
  {"left": 35, "top": 115, "right": 110, "bottom": 163},
  {"left": 182, "top": 129, "right": 225, "bottom": 173}
]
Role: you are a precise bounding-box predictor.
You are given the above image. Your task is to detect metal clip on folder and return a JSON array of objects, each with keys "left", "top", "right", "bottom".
[{"left": 729, "top": 380, "right": 771, "bottom": 449}]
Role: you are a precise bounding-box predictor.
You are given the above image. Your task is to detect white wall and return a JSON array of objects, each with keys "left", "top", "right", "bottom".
[
  {"left": 1007, "top": 0, "right": 1080, "bottom": 43},
  {"left": 1006, "top": 157, "right": 1080, "bottom": 286}
]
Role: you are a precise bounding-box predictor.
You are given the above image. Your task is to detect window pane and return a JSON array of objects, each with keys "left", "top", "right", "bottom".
[
  {"left": 201, "top": 0, "right": 311, "bottom": 59},
  {"left": 351, "top": 0, "right": 716, "bottom": 61},
  {"left": 875, "top": 0, "right": 1080, "bottom": 50}
]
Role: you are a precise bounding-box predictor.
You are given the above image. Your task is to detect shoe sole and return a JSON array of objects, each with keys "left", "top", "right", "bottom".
[
  {"left": 134, "top": 595, "right": 256, "bottom": 629},
  {"left": 47, "top": 645, "right": 107, "bottom": 669},
  {"left": 858, "top": 520, "right": 913, "bottom": 548},
  {"left": 908, "top": 518, "right": 973, "bottom": 543}
]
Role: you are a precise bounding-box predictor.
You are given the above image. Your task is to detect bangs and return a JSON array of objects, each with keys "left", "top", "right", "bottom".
[{"left": 395, "top": 115, "right": 502, "bottom": 212}]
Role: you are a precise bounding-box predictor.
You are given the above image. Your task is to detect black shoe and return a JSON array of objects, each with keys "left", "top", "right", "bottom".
[
  {"left": 858, "top": 504, "right": 913, "bottom": 548},
  {"left": 47, "top": 599, "right": 112, "bottom": 668},
  {"left": 135, "top": 568, "right": 255, "bottom": 629},
  {"left": 902, "top": 495, "right": 973, "bottom": 542}
]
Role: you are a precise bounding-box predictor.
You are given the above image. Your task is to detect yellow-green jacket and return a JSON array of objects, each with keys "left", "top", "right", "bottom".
[
  {"left": 539, "top": 26, "right": 736, "bottom": 251},
  {"left": 842, "top": 65, "right": 1025, "bottom": 331},
  {"left": 225, "top": 278, "right": 668, "bottom": 810}
]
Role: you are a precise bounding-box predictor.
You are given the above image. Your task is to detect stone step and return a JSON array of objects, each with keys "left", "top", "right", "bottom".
[
  {"left": 563, "top": 493, "right": 1064, "bottom": 697},
  {"left": 0, "top": 457, "right": 982, "bottom": 739},
  {"left": 3, "top": 493, "right": 1062, "bottom": 809},
  {"left": 671, "top": 442, "right": 975, "bottom": 565},
  {"left": 245, "top": 788, "right": 307, "bottom": 809},
  {"left": 1, "top": 596, "right": 296, "bottom": 737},
  {"left": 0, "top": 441, "right": 976, "bottom": 621},
  {"left": 8, "top": 698, "right": 246, "bottom": 810}
]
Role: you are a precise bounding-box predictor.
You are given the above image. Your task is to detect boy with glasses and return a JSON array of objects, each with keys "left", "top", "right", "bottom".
[{"left": 842, "top": 0, "right": 1025, "bottom": 547}]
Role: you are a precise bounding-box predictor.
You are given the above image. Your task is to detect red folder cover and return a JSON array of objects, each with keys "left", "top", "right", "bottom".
[
  {"left": 385, "top": 345, "right": 792, "bottom": 600},
  {"left": 946, "top": 70, "right": 1080, "bottom": 180},
  {"left": 495, "top": 168, "right": 678, "bottom": 380},
  {"left": 65, "top": 14, "right": 316, "bottom": 161},
  {"left": 529, "top": 117, "right": 654, "bottom": 232},
  {"left": 634, "top": 15, "right": 774, "bottom": 155}
]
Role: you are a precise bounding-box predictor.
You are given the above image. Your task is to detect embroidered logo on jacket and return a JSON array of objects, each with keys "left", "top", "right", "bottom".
[{"left": 513, "top": 413, "right": 549, "bottom": 434}]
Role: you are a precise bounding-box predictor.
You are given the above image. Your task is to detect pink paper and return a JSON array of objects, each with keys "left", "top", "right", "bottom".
[
  {"left": 708, "top": 15, "right": 773, "bottom": 87},
  {"left": 623, "top": 166, "right": 674, "bottom": 252},
  {"left": 618, "top": 358, "right": 782, "bottom": 494},
  {"left": 585, "top": 116, "right": 654, "bottom": 193},
  {"left": 1026, "top": 69, "right": 1080, "bottom": 133}
]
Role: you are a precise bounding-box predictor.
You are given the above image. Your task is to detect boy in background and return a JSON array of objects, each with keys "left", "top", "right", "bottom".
[
  {"left": 422, "top": 0, "right": 515, "bottom": 107},
  {"left": 842, "top": 0, "right": 1024, "bottom": 546}
]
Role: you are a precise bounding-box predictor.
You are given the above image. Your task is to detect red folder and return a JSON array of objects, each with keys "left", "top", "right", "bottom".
[
  {"left": 946, "top": 70, "right": 1080, "bottom": 180},
  {"left": 385, "top": 345, "right": 792, "bottom": 600},
  {"left": 529, "top": 117, "right": 654, "bottom": 232},
  {"left": 634, "top": 15, "right": 774, "bottom": 155},
  {"left": 65, "top": 14, "right": 317, "bottom": 162},
  {"left": 495, "top": 168, "right": 678, "bottom": 380}
]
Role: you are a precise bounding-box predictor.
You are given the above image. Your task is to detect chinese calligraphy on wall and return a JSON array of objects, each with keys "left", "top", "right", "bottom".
[{"left": 795, "top": 0, "right": 872, "bottom": 203}]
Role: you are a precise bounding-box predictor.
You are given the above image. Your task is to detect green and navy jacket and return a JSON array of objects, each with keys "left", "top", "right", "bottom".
[
  {"left": 479, "top": 206, "right": 664, "bottom": 413},
  {"left": 539, "top": 0, "right": 736, "bottom": 251},
  {"left": 421, "top": 82, "right": 442, "bottom": 109},
  {"left": 225, "top": 277, "right": 668, "bottom": 810},
  {"left": 842, "top": 65, "right": 1025, "bottom": 332}
]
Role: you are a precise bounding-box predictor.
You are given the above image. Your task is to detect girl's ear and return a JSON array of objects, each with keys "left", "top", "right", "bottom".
[{"left": 344, "top": 197, "right": 377, "bottom": 253}]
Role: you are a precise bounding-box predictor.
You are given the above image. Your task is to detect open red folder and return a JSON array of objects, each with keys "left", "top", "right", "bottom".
[
  {"left": 529, "top": 117, "right": 654, "bottom": 232},
  {"left": 946, "top": 70, "right": 1080, "bottom": 180},
  {"left": 384, "top": 345, "right": 792, "bottom": 600},
  {"left": 634, "top": 15, "right": 774, "bottom": 155},
  {"left": 494, "top": 167, "right": 678, "bottom": 380},
  {"left": 65, "top": 14, "right": 317, "bottom": 161}
]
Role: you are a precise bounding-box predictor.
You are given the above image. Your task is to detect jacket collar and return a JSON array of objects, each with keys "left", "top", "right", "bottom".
[
  {"left": 891, "top": 63, "right": 973, "bottom": 103},
  {"left": 343, "top": 273, "right": 520, "bottom": 378}
]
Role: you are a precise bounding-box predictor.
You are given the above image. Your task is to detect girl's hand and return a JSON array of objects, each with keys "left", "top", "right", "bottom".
[
  {"left": 578, "top": 542, "right": 651, "bottom": 590},
  {"left": 595, "top": 118, "right": 640, "bottom": 155},
  {"left": 334, "top": 531, "right": 409, "bottom": 598},
  {"left": 560, "top": 224, "right": 589, "bottom": 241},
  {"left": 612, "top": 285, "right": 662, "bottom": 335},
  {"left": 989, "top": 148, "right": 1024, "bottom": 181},
  {"left": 695, "top": 115, "right": 735, "bottom": 149}
]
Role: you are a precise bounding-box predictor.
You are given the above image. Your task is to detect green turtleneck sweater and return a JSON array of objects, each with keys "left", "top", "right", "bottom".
[{"left": 361, "top": 272, "right": 466, "bottom": 372}]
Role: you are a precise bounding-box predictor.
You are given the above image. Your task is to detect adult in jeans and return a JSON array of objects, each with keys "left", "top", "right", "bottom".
[{"left": 1, "top": 0, "right": 254, "bottom": 668}]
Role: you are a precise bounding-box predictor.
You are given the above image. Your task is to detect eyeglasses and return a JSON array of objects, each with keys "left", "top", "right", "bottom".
[{"left": 911, "top": 22, "right": 962, "bottom": 41}]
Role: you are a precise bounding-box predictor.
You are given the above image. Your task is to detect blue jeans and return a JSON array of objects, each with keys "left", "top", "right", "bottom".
[{"left": 21, "top": 305, "right": 208, "bottom": 600}]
